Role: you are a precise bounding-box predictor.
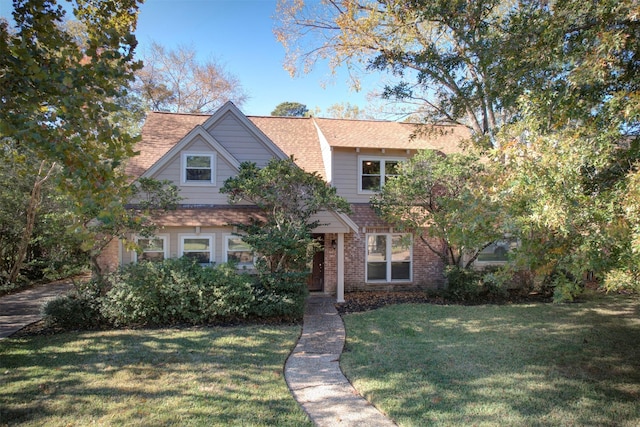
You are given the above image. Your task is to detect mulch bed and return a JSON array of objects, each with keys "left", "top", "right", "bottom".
[{"left": 335, "top": 290, "right": 553, "bottom": 314}]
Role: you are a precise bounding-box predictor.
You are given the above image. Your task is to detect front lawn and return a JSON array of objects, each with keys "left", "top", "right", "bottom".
[
  {"left": 340, "top": 293, "right": 640, "bottom": 426},
  {"left": 0, "top": 326, "right": 311, "bottom": 426}
]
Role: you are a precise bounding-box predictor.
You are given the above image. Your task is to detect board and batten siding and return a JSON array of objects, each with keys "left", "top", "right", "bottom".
[
  {"left": 205, "top": 111, "right": 278, "bottom": 167},
  {"left": 331, "top": 148, "right": 412, "bottom": 203}
]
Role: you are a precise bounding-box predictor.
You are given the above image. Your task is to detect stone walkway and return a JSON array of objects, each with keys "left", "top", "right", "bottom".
[
  {"left": 285, "top": 295, "right": 396, "bottom": 426},
  {"left": 0, "top": 281, "right": 74, "bottom": 339}
]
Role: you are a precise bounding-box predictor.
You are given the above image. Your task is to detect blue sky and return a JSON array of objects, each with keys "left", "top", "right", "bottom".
[{"left": 1, "top": 0, "right": 381, "bottom": 116}]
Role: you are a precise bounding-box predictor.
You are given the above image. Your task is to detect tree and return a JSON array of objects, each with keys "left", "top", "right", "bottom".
[
  {"left": 220, "top": 157, "right": 350, "bottom": 275},
  {"left": 134, "top": 42, "right": 248, "bottom": 113},
  {"left": 271, "top": 101, "right": 309, "bottom": 117},
  {"left": 494, "top": 0, "right": 640, "bottom": 299},
  {"left": 325, "top": 102, "right": 367, "bottom": 119},
  {"left": 371, "top": 149, "right": 501, "bottom": 269},
  {"left": 275, "top": 0, "right": 523, "bottom": 146},
  {"left": 1, "top": 0, "right": 143, "bottom": 198},
  {"left": 0, "top": 143, "right": 87, "bottom": 285},
  {"left": 82, "top": 177, "right": 181, "bottom": 277},
  {"left": 1, "top": 0, "right": 145, "bottom": 282}
]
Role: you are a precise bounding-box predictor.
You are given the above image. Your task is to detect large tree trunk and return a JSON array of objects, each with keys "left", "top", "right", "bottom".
[{"left": 8, "top": 161, "right": 56, "bottom": 284}]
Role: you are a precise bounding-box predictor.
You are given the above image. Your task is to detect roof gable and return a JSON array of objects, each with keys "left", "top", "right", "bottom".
[
  {"left": 200, "top": 101, "right": 290, "bottom": 161},
  {"left": 141, "top": 125, "right": 241, "bottom": 179}
]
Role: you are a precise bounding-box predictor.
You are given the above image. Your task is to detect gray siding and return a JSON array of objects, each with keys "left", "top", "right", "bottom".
[
  {"left": 206, "top": 112, "right": 276, "bottom": 166},
  {"left": 148, "top": 136, "right": 237, "bottom": 205},
  {"left": 332, "top": 148, "right": 411, "bottom": 203}
]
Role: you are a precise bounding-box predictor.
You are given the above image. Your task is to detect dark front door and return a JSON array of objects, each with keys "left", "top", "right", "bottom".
[{"left": 307, "top": 235, "right": 324, "bottom": 292}]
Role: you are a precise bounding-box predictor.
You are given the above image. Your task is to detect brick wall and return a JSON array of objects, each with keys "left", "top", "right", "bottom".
[{"left": 343, "top": 230, "right": 445, "bottom": 293}]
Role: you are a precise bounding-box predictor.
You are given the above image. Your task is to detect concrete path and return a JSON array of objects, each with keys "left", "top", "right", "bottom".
[
  {"left": 285, "top": 295, "right": 396, "bottom": 426},
  {"left": 0, "top": 281, "right": 74, "bottom": 339}
]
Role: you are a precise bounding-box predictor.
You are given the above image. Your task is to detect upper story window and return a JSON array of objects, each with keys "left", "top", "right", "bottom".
[
  {"left": 180, "top": 235, "right": 213, "bottom": 265},
  {"left": 182, "top": 153, "right": 215, "bottom": 185},
  {"left": 359, "top": 156, "right": 402, "bottom": 193},
  {"left": 134, "top": 235, "right": 168, "bottom": 262},
  {"left": 224, "top": 235, "right": 255, "bottom": 269}
]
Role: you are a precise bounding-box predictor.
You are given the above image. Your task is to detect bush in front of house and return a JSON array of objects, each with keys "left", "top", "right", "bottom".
[
  {"left": 44, "top": 258, "right": 307, "bottom": 329},
  {"left": 251, "top": 271, "right": 308, "bottom": 320},
  {"left": 100, "top": 258, "right": 261, "bottom": 326},
  {"left": 42, "top": 280, "right": 107, "bottom": 329},
  {"left": 444, "top": 266, "right": 510, "bottom": 302}
]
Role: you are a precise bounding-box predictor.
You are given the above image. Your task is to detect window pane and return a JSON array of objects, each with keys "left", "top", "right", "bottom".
[
  {"left": 391, "top": 235, "right": 411, "bottom": 261},
  {"left": 140, "top": 252, "right": 164, "bottom": 262},
  {"left": 385, "top": 161, "right": 400, "bottom": 176},
  {"left": 186, "top": 155, "right": 211, "bottom": 168},
  {"left": 139, "top": 238, "right": 164, "bottom": 252},
  {"left": 186, "top": 168, "right": 211, "bottom": 181},
  {"left": 228, "top": 251, "right": 253, "bottom": 264},
  {"left": 183, "top": 238, "right": 210, "bottom": 251},
  {"left": 367, "top": 235, "right": 387, "bottom": 261},
  {"left": 367, "top": 262, "right": 386, "bottom": 281},
  {"left": 184, "top": 252, "right": 210, "bottom": 264},
  {"left": 362, "top": 176, "right": 381, "bottom": 191},
  {"left": 391, "top": 262, "right": 411, "bottom": 280},
  {"left": 362, "top": 160, "right": 380, "bottom": 174},
  {"left": 477, "top": 240, "right": 513, "bottom": 262},
  {"left": 228, "top": 237, "right": 250, "bottom": 251}
]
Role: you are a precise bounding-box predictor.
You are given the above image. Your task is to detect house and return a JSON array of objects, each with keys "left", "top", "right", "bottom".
[{"left": 98, "top": 101, "right": 470, "bottom": 302}]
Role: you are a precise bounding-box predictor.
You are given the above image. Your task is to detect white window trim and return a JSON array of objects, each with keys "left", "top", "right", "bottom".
[
  {"left": 181, "top": 152, "right": 216, "bottom": 186},
  {"left": 357, "top": 155, "right": 404, "bottom": 194},
  {"left": 179, "top": 234, "right": 214, "bottom": 265},
  {"left": 365, "top": 233, "right": 413, "bottom": 283},
  {"left": 223, "top": 234, "right": 256, "bottom": 269},
  {"left": 133, "top": 234, "right": 169, "bottom": 263}
]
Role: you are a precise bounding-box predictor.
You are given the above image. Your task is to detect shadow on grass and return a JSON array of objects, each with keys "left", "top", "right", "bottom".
[
  {"left": 341, "top": 296, "right": 640, "bottom": 426},
  {"left": 0, "top": 327, "right": 311, "bottom": 426}
]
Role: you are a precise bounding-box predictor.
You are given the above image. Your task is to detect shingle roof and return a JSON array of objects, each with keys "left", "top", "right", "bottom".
[
  {"left": 127, "top": 108, "right": 469, "bottom": 180},
  {"left": 312, "top": 118, "right": 468, "bottom": 154},
  {"left": 152, "top": 206, "right": 266, "bottom": 227},
  {"left": 127, "top": 111, "right": 208, "bottom": 178},
  {"left": 248, "top": 116, "right": 326, "bottom": 178}
]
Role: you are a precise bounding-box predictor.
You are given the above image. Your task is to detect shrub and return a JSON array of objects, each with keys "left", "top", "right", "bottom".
[
  {"left": 101, "top": 258, "right": 210, "bottom": 326},
  {"left": 196, "top": 263, "right": 257, "bottom": 320},
  {"left": 45, "top": 258, "right": 308, "bottom": 329},
  {"left": 444, "top": 266, "right": 484, "bottom": 302},
  {"left": 100, "top": 258, "right": 305, "bottom": 327},
  {"left": 602, "top": 269, "right": 640, "bottom": 294},
  {"left": 42, "top": 280, "right": 106, "bottom": 329},
  {"left": 252, "top": 271, "right": 307, "bottom": 320}
]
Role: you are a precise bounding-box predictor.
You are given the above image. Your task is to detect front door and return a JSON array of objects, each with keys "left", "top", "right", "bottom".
[{"left": 307, "top": 235, "right": 324, "bottom": 292}]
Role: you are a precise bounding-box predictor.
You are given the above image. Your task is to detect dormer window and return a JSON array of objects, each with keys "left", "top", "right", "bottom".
[
  {"left": 182, "top": 153, "right": 215, "bottom": 185},
  {"left": 359, "top": 156, "right": 402, "bottom": 192}
]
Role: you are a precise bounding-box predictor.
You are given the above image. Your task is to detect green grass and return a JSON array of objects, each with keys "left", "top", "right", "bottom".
[
  {"left": 0, "top": 326, "right": 312, "bottom": 426},
  {"left": 340, "top": 293, "right": 640, "bottom": 426}
]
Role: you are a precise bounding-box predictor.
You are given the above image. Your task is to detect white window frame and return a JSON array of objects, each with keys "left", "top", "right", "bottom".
[
  {"left": 179, "top": 234, "right": 214, "bottom": 265},
  {"left": 133, "top": 235, "right": 169, "bottom": 263},
  {"left": 181, "top": 152, "right": 216, "bottom": 185},
  {"left": 223, "top": 234, "right": 256, "bottom": 269},
  {"left": 365, "top": 233, "right": 413, "bottom": 283},
  {"left": 358, "top": 156, "right": 404, "bottom": 193}
]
